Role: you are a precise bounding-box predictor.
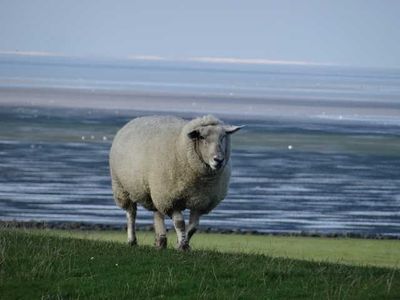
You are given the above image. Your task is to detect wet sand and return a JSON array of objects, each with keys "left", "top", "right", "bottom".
[{"left": 1, "top": 86, "right": 399, "bottom": 122}]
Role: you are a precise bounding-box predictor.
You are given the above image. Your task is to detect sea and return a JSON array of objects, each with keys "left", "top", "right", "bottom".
[{"left": 0, "top": 54, "right": 399, "bottom": 236}]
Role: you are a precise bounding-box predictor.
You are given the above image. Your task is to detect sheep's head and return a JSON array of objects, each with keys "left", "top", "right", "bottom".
[{"left": 187, "top": 123, "right": 243, "bottom": 171}]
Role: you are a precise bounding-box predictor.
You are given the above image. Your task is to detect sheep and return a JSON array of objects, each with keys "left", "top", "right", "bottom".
[{"left": 109, "top": 115, "right": 243, "bottom": 250}]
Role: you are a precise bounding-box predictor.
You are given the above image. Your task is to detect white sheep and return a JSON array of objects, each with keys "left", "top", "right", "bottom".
[{"left": 109, "top": 115, "right": 243, "bottom": 250}]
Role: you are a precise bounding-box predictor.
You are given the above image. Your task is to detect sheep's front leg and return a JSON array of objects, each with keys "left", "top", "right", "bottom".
[
  {"left": 172, "top": 210, "right": 189, "bottom": 251},
  {"left": 186, "top": 210, "right": 201, "bottom": 242},
  {"left": 154, "top": 211, "right": 167, "bottom": 249},
  {"left": 126, "top": 203, "right": 137, "bottom": 246}
]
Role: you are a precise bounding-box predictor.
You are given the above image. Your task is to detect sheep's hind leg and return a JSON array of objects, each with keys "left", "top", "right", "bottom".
[
  {"left": 172, "top": 210, "right": 190, "bottom": 251},
  {"left": 186, "top": 210, "right": 200, "bottom": 242},
  {"left": 110, "top": 177, "right": 137, "bottom": 246},
  {"left": 126, "top": 202, "right": 137, "bottom": 246},
  {"left": 154, "top": 211, "right": 167, "bottom": 249}
]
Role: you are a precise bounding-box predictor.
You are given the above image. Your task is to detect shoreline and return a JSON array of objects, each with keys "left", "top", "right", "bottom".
[
  {"left": 1, "top": 85, "right": 400, "bottom": 125},
  {"left": 1, "top": 220, "right": 399, "bottom": 240}
]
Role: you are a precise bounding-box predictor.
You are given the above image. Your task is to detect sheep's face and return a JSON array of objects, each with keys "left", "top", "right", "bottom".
[{"left": 188, "top": 124, "right": 243, "bottom": 171}]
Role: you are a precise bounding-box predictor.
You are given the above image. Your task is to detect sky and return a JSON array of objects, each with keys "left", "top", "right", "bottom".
[{"left": 0, "top": 0, "right": 399, "bottom": 68}]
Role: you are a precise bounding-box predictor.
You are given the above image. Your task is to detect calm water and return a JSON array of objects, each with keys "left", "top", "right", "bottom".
[
  {"left": 0, "top": 106, "right": 399, "bottom": 236},
  {"left": 0, "top": 56, "right": 399, "bottom": 236}
]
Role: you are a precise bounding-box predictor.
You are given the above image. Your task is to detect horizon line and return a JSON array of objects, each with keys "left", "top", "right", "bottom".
[
  {"left": 0, "top": 50, "right": 335, "bottom": 67},
  {"left": 1, "top": 50, "right": 396, "bottom": 69},
  {"left": 125, "top": 54, "right": 336, "bottom": 66}
]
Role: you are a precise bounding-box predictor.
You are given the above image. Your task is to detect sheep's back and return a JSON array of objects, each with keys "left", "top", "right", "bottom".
[{"left": 109, "top": 116, "right": 186, "bottom": 202}]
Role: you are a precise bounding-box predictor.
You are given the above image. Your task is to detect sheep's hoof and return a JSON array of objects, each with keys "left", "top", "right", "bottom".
[
  {"left": 128, "top": 238, "right": 137, "bottom": 247},
  {"left": 177, "top": 241, "right": 191, "bottom": 252},
  {"left": 155, "top": 235, "right": 167, "bottom": 250}
]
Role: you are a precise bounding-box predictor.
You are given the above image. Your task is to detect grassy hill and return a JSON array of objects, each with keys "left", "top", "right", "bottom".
[
  {"left": 16, "top": 228, "right": 400, "bottom": 269},
  {"left": 1, "top": 229, "right": 399, "bottom": 299}
]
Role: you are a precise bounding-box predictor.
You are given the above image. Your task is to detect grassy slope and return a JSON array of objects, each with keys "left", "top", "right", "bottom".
[
  {"left": 22, "top": 228, "right": 400, "bottom": 269},
  {"left": 1, "top": 229, "right": 399, "bottom": 300}
]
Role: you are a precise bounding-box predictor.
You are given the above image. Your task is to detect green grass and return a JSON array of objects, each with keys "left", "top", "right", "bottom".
[
  {"left": 22, "top": 228, "right": 400, "bottom": 269},
  {"left": 1, "top": 229, "right": 399, "bottom": 299}
]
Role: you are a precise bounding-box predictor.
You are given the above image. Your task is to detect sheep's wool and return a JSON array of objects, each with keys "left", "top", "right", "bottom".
[{"left": 109, "top": 115, "right": 232, "bottom": 216}]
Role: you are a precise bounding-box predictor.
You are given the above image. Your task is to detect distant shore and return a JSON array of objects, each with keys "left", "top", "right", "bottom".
[
  {"left": 1, "top": 220, "right": 398, "bottom": 240},
  {"left": 1, "top": 85, "right": 399, "bottom": 123}
]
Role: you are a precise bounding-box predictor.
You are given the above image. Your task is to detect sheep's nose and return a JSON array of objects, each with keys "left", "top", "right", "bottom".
[{"left": 213, "top": 156, "right": 224, "bottom": 165}]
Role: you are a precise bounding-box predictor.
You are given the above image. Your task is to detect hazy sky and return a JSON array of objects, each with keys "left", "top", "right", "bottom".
[{"left": 0, "top": 0, "right": 399, "bottom": 68}]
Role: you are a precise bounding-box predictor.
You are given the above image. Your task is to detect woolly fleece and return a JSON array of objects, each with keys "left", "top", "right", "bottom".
[{"left": 109, "top": 115, "right": 232, "bottom": 216}]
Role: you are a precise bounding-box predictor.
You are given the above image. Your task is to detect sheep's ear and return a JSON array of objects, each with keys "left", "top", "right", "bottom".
[
  {"left": 188, "top": 129, "right": 200, "bottom": 139},
  {"left": 224, "top": 125, "right": 245, "bottom": 134}
]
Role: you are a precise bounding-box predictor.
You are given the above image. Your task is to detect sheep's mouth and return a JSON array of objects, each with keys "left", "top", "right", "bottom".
[{"left": 208, "top": 160, "right": 224, "bottom": 171}]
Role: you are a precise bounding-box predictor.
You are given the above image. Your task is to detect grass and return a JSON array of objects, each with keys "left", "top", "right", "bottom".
[
  {"left": 21, "top": 228, "right": 400, "bottom": 269},
  {"left": 1, "top": 229, "right": 400, "bottom": 299}
]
